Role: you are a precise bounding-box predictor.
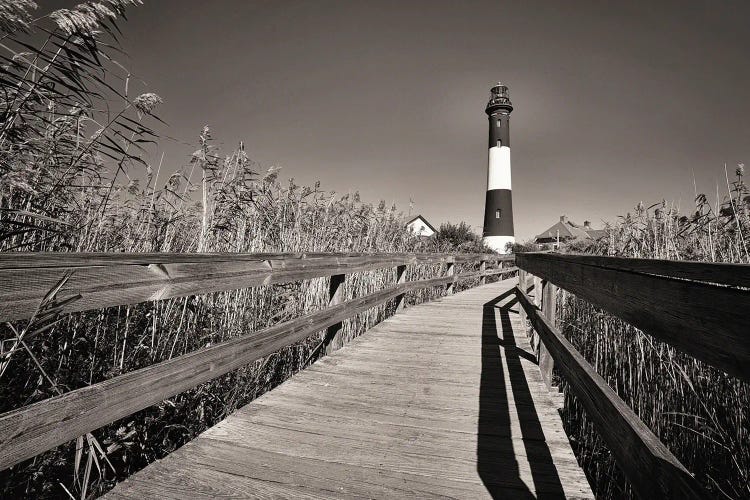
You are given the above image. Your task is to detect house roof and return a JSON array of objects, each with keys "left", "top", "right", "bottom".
[
  {"left": 535, "top": 220, "right": 589, "bottom": 240},
  {"left": 535, "top": 216, "right": 607, "bottom": 241},
  {"left": 404, "top": 214, "right": 437, "bottom": 233},
  {"left": 585, "top": 229, "right": 607, "bottom": 240}
]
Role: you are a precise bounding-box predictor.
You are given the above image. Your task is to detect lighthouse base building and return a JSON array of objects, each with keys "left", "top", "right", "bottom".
[{"left": 482, "top": 83, "right": 515, "bottom": 254}]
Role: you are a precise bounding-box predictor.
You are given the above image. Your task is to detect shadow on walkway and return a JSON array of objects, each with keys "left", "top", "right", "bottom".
[{"left": 477, "top": 288, "right": 565, "bottom": 498}]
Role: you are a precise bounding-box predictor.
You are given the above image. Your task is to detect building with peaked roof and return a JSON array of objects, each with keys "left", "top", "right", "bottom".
[
  {"left": 404, "top": 214, "right": 436, "bottom": 237},
  {"left": 535, "top": 215, "right": 606, "bottom": 247},
  {"left": 583, "top": 222, "right": 607, "bottom": 241}
]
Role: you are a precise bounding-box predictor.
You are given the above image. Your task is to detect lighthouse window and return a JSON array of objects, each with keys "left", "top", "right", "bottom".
[{"left": 495, "top": 209, "right": 502, "bottom": 219}]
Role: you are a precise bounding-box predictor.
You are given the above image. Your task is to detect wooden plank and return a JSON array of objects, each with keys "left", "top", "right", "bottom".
[
  {"left": 113, "top": 437, "right": 562, "bottom": 500},
  {"left": 395, "top": 264, "right": 407, "bottom": 311},
  {"left": 538, "top": 281, "right": 556, "bottom": 388},
  {"left": 109, "top": 459, "right": 337, "bottom": 499},
  {"left": 515, "top": 286, "right": 708, "bottom": 499},
  {"left": 0, "top": 252, "right": 512, "bottom": 322},
  {"left": 200, "top": 421, "right": 588, "bottom": 494},
  {"left": 528, "top": 252, "right": 750, "bottom": 288},
  {"left": 0, "top": 254, "right": 416, "bottom": 322},
  {"left": 446, "top": 262, "right": 455, "bottom": 294},
  {"left": 455, "top": 267, "right": 518, "bottom": 283},
  {"left": 516, "top": 252, "right": 750, "bottom": 380},
  {"left": 0, "top": 251, "right": 512, "bottom": 269},
  {"left": 480, "top": 260, "right": 486, "bottom": 285},
  {"left": 485, "top": 266, "right": 519, "bottom": 276},
  {"left": 227, "top": 405, "right": 577, "bottom": 467},
  {"left": 530, "top": 275, "right": 542, "bottom": 350},
  {"left": 518, "top": 270, "right": 528, "bottom": 326},
  {"left": 250, "top": 391, "right": 571, "bottom": 443},
  {"left": 0, "top": 276, "right": 451, "bottom": 471},
  {"left": 324, "top": 274, "right": 345, "bottom": 354}
]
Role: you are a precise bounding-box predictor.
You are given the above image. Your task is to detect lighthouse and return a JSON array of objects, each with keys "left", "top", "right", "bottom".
[{"left": 482, "top": 82, "right": 515, "bottom": 253}]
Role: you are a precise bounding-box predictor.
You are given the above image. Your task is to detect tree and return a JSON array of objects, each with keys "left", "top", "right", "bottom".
[{"left": 435, "top": 221, "right": 489, "bottom": 252}]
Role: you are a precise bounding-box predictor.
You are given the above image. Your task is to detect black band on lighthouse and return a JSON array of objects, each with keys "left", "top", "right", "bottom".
[
  {"left": 488, "top": 113, "right": 510, "bottom": 148},
  {"left": 483, "top": 189, "right": 514, "bottom": 236}
]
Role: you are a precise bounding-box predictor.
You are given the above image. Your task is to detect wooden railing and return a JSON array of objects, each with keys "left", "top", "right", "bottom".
[
  {"left": 515, "top": 252, "right": 750, "bottom": 499},
  {"left": 0, "top": 251, "right": 515, "bottom": 471}
]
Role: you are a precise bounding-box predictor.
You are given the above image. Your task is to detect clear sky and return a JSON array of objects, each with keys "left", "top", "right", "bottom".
[{"left": 46, "top": 0, "right": 750, "bottom": 241}]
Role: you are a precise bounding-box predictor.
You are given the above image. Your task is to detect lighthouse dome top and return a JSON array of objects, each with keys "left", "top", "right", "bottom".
[{"left": 485, "top": 82, "right": 513, "bottom": 115}]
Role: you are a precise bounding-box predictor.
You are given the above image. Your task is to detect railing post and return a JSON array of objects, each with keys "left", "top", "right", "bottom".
[
  {"left": 324, "top": 273, "right": 346, "bottom": 355},
  {"left": 539, "top": 280, "right": 557, "bottom": 388},
  {"left": 479, "top": 259, "right": 486, "bottom": 285},
  {"left": 533, "top": 275, "right": 542, "bottom": 308},
  {"left": 446, "top": 259, "right": 455, "bottom": 295},
  {"left": 543, "top": 280, "right": 558, "bottom": 325},
  {"left": 530, "top": 274, "right": 542, "bottom": 347},
  {"left": 518, "top": 269, "right": 527, "bottom": 325},
  {"left": 395, "top": 264, "right": 407, "bottom": 311}
]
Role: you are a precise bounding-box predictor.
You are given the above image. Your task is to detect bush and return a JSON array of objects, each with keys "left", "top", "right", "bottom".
[{"left": 434, "top": 221, "right": 491, "bottom": 253}]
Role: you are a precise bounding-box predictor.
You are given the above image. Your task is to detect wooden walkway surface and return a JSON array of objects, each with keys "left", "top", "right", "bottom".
[{"left": 107, "top": 279, "right": 593, "bottom": 499}]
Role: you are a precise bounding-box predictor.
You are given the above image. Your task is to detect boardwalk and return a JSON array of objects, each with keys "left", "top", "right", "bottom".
[{"left": 107, "top": 279, "right": 592, "bottom": 499}]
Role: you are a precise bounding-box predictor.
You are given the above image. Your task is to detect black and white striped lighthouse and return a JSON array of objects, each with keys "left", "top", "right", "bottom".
[{"left": 482, "top": 82, "right": 515, "bottom": 253}]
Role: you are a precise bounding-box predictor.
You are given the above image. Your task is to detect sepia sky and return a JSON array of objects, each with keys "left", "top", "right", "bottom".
[{"left": 46, "top": 0, "right": 750, "bottom": 241}]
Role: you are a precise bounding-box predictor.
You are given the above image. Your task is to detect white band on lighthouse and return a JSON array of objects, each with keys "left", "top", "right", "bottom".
[
  {"left": 483, "top": 235, "right": 514, "bottom": 253},
  {"left": 487, "top": 146, "right": 512, "bottom": 191}
]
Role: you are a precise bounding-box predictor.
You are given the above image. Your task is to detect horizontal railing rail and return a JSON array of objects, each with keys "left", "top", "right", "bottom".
[
  {"left": 515, "top": 251, "right": 750, "bottom": 499},
  {"left": 0, "top": 252, "right": 513, "bottom": 322},
  {"left": 516, "top": 252, "right": 750, "bottom": 380},
  {"left": 0, "top": 251, "right": 517, "bottom": 471},
  {"left": 526, "top": 253, "right": 750, "bottom": 287}
]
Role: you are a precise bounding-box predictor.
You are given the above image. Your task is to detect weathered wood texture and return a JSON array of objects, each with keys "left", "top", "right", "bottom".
[
  {"left": 530, "top": 275, "right": 542, "bottom": 352},
  {"left": 107, "top": 280, "right": 592, "bottom": 499},
  {"left": 0, "top": 252, "right": 513, "bottom": 322},
  {"left": 488, "top": 265, "right": 519, "bottom": 276},
  {"left": 0, "top": 276, "right": 453, "bottom": 470},
  {"left": 538, "top": 281, "right": 556, "bottom": 388},
  {"left": 530, "top": 253, "right": 750, "bottom": 288},
  {"left": 0, "top": 252, "right": 516, "bottom": 268},
  {"left": 518, "top": 270, "right": 528, "bottom": 325},
  {"left": 516, "top": 252, "right": 750, "bottom": 380},
  {"left": 515, "top": 287, "right": 708, "bottom": 499},
  {"left": 446, "top": 262, "right": 455, "bottom": 294},
  {"left": 454, "top": 266, "right": 518, "bottom": 282},
  {"left": 324, "top": 274, "right": 346, "bottom": 355},
  {"left": 395, "top": 264, "right": 407, "bottom": 311}
]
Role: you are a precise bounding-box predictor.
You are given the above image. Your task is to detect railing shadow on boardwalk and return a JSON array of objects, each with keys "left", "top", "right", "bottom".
[{"left": 477, "top": 287, "right": 565, "bottom": 498}]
